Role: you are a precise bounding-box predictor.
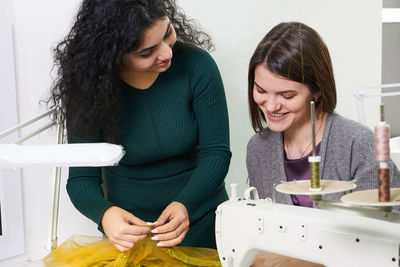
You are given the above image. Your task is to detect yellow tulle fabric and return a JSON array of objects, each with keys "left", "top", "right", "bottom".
[{"left": 43, "top": 235, "right": 222, "bottom": 267}]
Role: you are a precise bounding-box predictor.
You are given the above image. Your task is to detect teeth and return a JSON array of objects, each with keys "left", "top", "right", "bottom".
[{"left": 270, "top": 112, "right": 284, "bottom": 117}]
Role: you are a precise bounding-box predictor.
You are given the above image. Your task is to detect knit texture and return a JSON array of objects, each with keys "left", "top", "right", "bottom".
[
  {"left": 67, "top": 45, "right": 231, "bottom": 248},
  {"left": 247, "top": 113, "right": 400, "bottom": 204}
]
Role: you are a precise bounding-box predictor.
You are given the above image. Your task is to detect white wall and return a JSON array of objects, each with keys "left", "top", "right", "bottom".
[
  {"left": 382, "top": 8, "right": 400, "bottom": 137},
  {"left": 11, "top": 0, "right": 100, "bottom": 263},
  {"left": 1, "top": 0, "right": 381, "bottom": 264},
  {"left": 0, "top": 1, "right": 25, "bottom": 266}
]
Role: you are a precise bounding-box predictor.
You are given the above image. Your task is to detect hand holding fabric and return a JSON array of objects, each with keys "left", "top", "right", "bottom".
[
  {"left": 151, "top": 201, "right": 190, "bottom": 247},
  {"left": 101, "top": 206, "right": 151, "bottom": 252}
]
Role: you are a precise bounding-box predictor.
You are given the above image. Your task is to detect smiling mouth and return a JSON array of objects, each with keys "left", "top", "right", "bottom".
[
  {"left": 266, "top": 111, "right": 289, "bottom": 121},
  {"left": 270, "top": 112, "right": 283, "bottom": 117},
  {"left": 158, "top": 59, "right": 170, "bottom": 66},
  {"left": 269, "top": 112, "right": 287, "bottom": 117}
]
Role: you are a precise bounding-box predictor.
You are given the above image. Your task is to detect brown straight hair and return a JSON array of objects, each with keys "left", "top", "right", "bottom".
[{"left": 248, "top": 22, "right": 337, "bottom": 132}]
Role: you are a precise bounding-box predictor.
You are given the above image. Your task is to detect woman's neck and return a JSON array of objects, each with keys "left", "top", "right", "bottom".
[{"left": 119, "top": 68, "right": 159, "bottom": 90}]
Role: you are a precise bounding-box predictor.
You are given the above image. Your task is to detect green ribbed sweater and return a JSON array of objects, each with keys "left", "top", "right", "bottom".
[{"left": 66, "top": 45, "right": 231, "bottom": 248}]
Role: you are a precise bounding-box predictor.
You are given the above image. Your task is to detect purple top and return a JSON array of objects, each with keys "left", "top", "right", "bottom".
[{"left": 284, "top": 143, "right": 321, "bottom": 207}]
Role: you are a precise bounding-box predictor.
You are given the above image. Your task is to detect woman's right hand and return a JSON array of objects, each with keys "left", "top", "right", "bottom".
[{"left": 101, "top": 206, "right": 151, "bottom": 252}]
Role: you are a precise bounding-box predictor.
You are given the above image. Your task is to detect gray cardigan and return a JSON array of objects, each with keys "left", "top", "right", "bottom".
[{"left": 247, "top": 113, "right": 400, "bottom": 204}]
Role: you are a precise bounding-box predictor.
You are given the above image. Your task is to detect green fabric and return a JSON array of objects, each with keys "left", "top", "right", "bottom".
[{"left": 66, "top": 45, "right": 231, "bottom": 248}]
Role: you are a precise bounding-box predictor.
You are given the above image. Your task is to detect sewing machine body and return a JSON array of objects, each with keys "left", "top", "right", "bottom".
[{"left": 215, "top": 196, "right": 400, "bottom": 267}]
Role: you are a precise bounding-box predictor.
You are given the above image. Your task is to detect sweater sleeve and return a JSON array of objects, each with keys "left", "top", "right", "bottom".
[
  {"left": 173, "top": 52, "right": 231, "bottom": 215},
  {"left": 246, "top": 134, "right": 267, "bottom": 196},
  {"left": 66, "top": 131, "right": 115, "bottom": 229},
  {"left": 350, "top": 131, "right": 379, "bottom": 191}
]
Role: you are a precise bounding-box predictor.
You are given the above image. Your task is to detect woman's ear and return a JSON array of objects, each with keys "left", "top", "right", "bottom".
[{"left": 313, "top": 92, "right": 322, "bottom": 103}]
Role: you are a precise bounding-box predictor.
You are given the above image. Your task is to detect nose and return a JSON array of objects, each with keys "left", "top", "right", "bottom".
[
  {"left": 157, "top": 42, "right": 172, "bottom": 61},
  {"left": 266, "top": 96, "right": 281, "bottom": 112}
]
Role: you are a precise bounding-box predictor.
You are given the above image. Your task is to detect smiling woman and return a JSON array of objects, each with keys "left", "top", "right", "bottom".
[
  {"left": 245, "top": 20, "right": 400, "bottom": 267},
  {"left": 246, "top": 22, "right": 400, "bottom": 207}
]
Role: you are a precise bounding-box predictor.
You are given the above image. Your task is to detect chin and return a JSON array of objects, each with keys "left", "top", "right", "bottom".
[
  {"left": 267, "top": 125, "right": 286, "bottom": 132},
  {"left": 155, "top": 66, "right": 170, "bottom": 73},
  {"left": 266, "top": 120, "right": 289, "bottom": 133}
]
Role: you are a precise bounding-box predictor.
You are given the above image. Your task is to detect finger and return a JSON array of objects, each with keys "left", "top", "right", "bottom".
[
  {"left": 154, "top": 208, "right": 172, "bottom": 227},
  {"left": 153, "top": 220, "right": 179, "bottom": 234},
  {"left": 113, "top": 233, "right": 149, "bottom": 244},
  {"left": 152, "top": 221, "right": 187, "bottom": 242},
  {"left": 111, "top": 240, "right": 134, "bottom": 252},
  {"left": 124, "top": 213, "right": 148, "bottom": 227},
  {"left": 122, "top": 214, "right": 152, "bottom": 236},
  {"left": 156, "top": 229, "right": 188, "bottom": 247},
  {"left": 152, "top": 216, "right": 186, "bottom": 234},
  {"left": 109, "top": 224, "right": 149, "bottom": 240},
  {"left": 125, "top": 225, "right": 152, "bottom": 236},
  {"left": 114, "top": 244, "right": 130, "bottom": 252}
]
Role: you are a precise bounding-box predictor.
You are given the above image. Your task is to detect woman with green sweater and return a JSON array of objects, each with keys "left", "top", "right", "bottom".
[{"left": 47, "top": 0, "right": 231, "bottom": 252}]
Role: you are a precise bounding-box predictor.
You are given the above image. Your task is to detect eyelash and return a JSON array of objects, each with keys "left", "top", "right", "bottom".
[
  {"left": 140, "top": 53, "right": 152, "bottom": 58},
  {"left": 256, "top": 88, "right": 265, "bottom": 94},
  {"left": 164, "top": 27, "right": 172, "bottom": 39},
  {"left": 282, "top": 95, "right": 295, "bottom": 99},
  {"left": 256, "top": 88, "right": 295, "bottom": 99}
]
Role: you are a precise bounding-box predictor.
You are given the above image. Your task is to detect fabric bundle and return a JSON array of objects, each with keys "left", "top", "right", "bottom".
[{"left": 43, "top": 235, "right": 222, "bottom": 267}]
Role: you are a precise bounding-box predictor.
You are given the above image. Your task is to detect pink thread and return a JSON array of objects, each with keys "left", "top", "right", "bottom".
[{"left": 375, "top": 124, "right": 390, "bottom": 162}]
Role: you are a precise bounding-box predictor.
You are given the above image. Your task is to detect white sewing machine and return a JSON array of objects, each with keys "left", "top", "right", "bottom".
[
  {"left": 215, "top": 184, "right": 400, "bottom": 267},
  {"left": 216, "top": 103, "right": 400, "bottom": 267}
]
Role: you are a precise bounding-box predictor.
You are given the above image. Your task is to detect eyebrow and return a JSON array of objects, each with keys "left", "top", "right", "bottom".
[
  {"left": 254, "top": 81, "right": 296, "bottom": 94},
  {"left": 254, "top": 81, "right": 265, "bottom": 91},
  {"left": 134, "top": 22, "right": 171, "bottom": 55}
]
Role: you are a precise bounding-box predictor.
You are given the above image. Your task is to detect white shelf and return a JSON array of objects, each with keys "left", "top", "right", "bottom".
[{"left": 0, "top": 143, "right": 125, "bottom": 168}]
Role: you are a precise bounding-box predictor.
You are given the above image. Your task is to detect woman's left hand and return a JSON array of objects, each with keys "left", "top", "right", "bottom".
[{"left": 151, "top": 201, "right": 190, "bottom": 247}]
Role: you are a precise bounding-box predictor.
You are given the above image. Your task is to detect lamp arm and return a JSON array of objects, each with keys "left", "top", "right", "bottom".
[
  {"left": 49, "top": 121, "right": 64, "bottom": 250},
  {"left": 0, "top": 108, "right": 56, "bottom": 140}
]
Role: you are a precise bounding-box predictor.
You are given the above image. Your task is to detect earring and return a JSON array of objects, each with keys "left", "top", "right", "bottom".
[{"left": 314, "top": 97, "right": 321, "bottom": 103}]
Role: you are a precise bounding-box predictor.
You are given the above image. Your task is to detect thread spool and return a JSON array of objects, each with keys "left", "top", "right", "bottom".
[
  {"left": 378, "top": 165, "right": 390, "bottom": 202},
  {"left": 308, "top": 101, "right": 321, "bottom": 194},
  {"left": 375, "top": 122, "right": 390, "bottom": 162},
  {"left": 376, "top": 104, "right": 391, "bottom": 203},
  {"left": 308, "top": 156, "right": 321, "bottom": 191}
]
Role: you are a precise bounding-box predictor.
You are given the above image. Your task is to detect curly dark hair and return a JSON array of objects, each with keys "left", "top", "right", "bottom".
[
  {"left": 248, "top": 22, "right": 337, "bottom": 132},
  {"left": 47, "top": 0, "right": 213, "bottom": 141}
]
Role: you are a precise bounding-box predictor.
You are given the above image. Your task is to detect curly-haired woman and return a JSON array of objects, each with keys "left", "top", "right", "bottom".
[{"left": 48, "top": 0, "right": 231, "bottom": 252}]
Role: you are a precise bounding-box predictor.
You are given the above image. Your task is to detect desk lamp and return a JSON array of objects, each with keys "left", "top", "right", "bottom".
[{"left": 0, "top": 108, "right": 124, "bottom": 250}]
